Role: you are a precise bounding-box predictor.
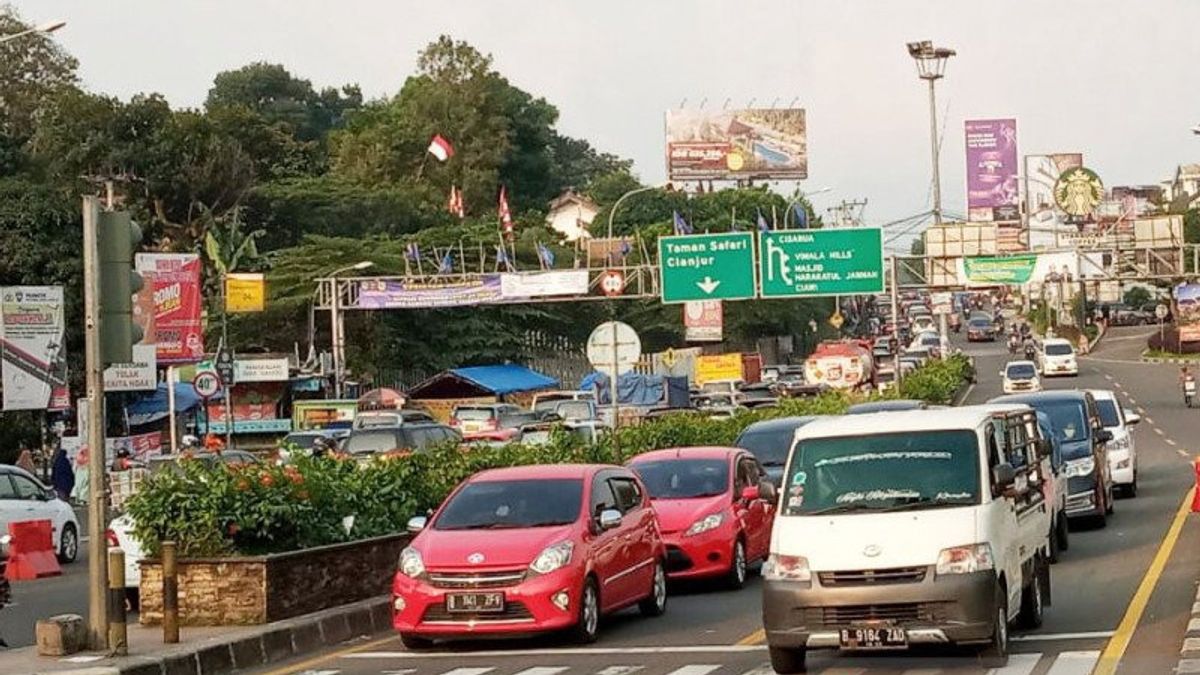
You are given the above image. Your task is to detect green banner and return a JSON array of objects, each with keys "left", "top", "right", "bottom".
[{"left": 962, "top": 255, "right": 1038, "bottom": 284}]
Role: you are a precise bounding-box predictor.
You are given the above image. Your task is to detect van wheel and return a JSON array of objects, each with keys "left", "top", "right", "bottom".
[
  {"left": 57, "top": 523, "right": 78, "bottom": 563},
  {"left": 1056, "top": 511, "right": 1070, "bottom": 552},
  {"left": 1047, "top": 521, "right": 1060, "bottom": 564},
  {"left": 768, "top": 645, "right": 807, "bottom": 673},
  {"left": 979, "top": 585, "right": 1009, "bottom": 666},
  {"left": 1018, "top": 563, "right": 1045, "bottom": 628}
]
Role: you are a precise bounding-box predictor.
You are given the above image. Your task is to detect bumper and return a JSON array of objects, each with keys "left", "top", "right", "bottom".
[
  {"left": 762, "top": 568, "right": 997, "bottom": 650},
  {"left": 1065, "top": 476, "right": 1103, "bottom": 517},
  {"left": 1002, "top": 381, "right": 1040, "bottom": 394},
  {"left": 1110, "top": 452, "right": 1134, "bottom": 486},
  {"left": 1043, "top": 364, "right": 1078, "bottom": 377},
  {"left": 662, "top": 526, "right": 736, "bottom": 580},
  {"left": 392, "top": 567, "right": 583, "bottom": 638}
]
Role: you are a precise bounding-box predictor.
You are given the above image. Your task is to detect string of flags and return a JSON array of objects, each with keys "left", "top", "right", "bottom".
[
  {"left": 672, "top": 211, "right": 693, "bottom": 235},
  {"left": 447, "top": 185, "right": 465, "bottom": 218},
  {"left": 499, "top": 186, "right": 514, "bottom": 240}
]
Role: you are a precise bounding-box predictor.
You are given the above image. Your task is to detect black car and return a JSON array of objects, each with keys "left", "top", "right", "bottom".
[
  {"left": 989, "top": 390, "right": 1114, "bottom": 525},
  {"left": 343, "top": 423, "right": 462, "bottom": 456},
  {"left": 734, "top": 416, "right": 823, "bottom": 487},
  {"left": 966, "top": 318, "right": 997, "bottom": 341}
]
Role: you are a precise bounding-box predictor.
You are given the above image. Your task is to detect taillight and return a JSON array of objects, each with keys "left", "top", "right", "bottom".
[
  {"left": 106, "top": 529, "right": 119, "bottom": 547},
  {"left": 485, "top": 418, "right": 498, "bottom": 430},
  {"left": 449, "top": 418, "right": 460, "bottom": 427}
]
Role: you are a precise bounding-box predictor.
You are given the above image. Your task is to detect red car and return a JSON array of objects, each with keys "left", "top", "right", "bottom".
[
  {"left": 392, "top": 464, "right": 667, "bottom": 647},
  {"left": 627, "top": 447, "right": 776, "bottom": 589}
]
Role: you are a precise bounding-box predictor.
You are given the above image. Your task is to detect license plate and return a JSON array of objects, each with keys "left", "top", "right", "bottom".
[
  {"left": 838, "top": 627, "right": 907, "bottom": 650},
  {"left": 446, "top": 592, "right": 504, "bottom": 613}
]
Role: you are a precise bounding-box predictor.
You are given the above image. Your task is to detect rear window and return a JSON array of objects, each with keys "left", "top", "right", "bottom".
[
  {"left": 555, "top": 401, "right": 593, "bottom": 420},
  {"left": 1006, "top": 363, "right": 1037, "bottom": 379},
  {"left": 434, "top": 479, "right": 583, "bottom": 530},
  {"left": 968, "top": 319, "right": 991, "bottom": 328},
  {"left": 345, "top": 430, "right": 407, "bottom": 454},
  {"left": 1045, "top": 343, "right": 1074, "bottom": 356},
  {"left": 454, "top": 407, "right": 496, "bottom": 421},
  {"left": 1096, "top": 399, "right": 1121, "bottom": 428}
]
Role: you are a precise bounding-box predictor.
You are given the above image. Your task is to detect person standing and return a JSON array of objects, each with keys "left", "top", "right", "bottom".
[
  {"left": 50, "top": 444, "right": 75, "bottom": 502},
  {"left": 14, "top": 446, "right": 35, "bottom": 474}
]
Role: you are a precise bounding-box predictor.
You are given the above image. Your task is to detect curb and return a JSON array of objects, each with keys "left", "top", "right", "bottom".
[
  {"left": 1087, "top": 322, "right": 1107, "bottom": 353},
  {"left": 1140, "top": 351, "right": 1200, "bottom": 365},
  {"left": 48, "top": 596, "right": 390, "bottom": 675}
]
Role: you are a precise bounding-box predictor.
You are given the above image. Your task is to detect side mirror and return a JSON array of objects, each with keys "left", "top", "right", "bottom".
[
  {"left": 598, "top": 508, "right": 622, "bottom": 532},
  {"left": 1096, "top": 429, "right": 1114, "bottom": 444},
  {"left": 1037, "top": 439, "right": 1053, "bottom": 458},
  {"left": 43, "top": 488, "right": 56, "bottom": 501},
  {"left": 1124, "top": 410, "right": 1141, "bottom": 426},
  {"left": 991, "top": 463, "right": 1017, "bottom": 496},
  {"left": 406, "top": 516, "right": 428, "bottom": 534},
  {"left": 740, "top": 485, "right": 760, "bottom": 502}
]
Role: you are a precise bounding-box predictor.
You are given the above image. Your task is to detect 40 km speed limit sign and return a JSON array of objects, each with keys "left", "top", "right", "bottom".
[{"left": 192, "top": 371, "right": 221, "bottom": 399}]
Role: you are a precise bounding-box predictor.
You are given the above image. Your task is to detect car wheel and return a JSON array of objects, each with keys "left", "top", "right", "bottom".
[
  {"left": 768, "top": 645, "right": 807, "bottom": 674},
  {"left": 57, "top": 523, "right": 78, "bottom": 564},
  {"left": 1018, "top": 562, "right": 1045, "bottom": 629},
  {"left": 399, "top": 633, "right": 433, "bottom": 650},
  {"left": 725, "top": 539, "right": 748, "bottom": 590},
  {"left": 1129, "top": 469, "right": 1138, "bottom": 498},
  {"left": 571, "top": 577, "right": 601, "bottom": 643},
  {"left": 979, "top": 585, "right": 1009, "bottom": 666},
  {"left": 639, "top": 561, "right": 667, "bottom": 617},
  {"left": 1056, "top": 510, "right": 1070, "bottom": 552}
]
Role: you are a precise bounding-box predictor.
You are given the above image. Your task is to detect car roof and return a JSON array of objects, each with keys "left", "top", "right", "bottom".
[
  {"left": 1042, "top": 337, "right": 1072, "bottom": 345},
  {"left": 990, "top": 390, "right": 1089, "bottom": 404},
  {"left": 471, "top": 464, "right": 617, "bottom": 481},
  {"left": 1086, "top": 389, "right": 1118, "bottom": 402},
  {"left": 628, "top": 446, "right": 741, "bottom": 462},
  {"left": 736, "top": 415, "right": 823, "bottom": 434},
  {"left": 1005, "top": 360, "right": 1036, "bottom": 368},
  {"left": 796, "top": 408, "right": 993, "bottom": 440}
]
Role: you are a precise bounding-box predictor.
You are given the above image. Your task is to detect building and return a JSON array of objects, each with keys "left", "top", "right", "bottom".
[
  {"left": 1170, "top": 164, "right": 1200, "bottom": 201},
  {"left": 545, "top": 190, "right": 599, "bottom": 242}
]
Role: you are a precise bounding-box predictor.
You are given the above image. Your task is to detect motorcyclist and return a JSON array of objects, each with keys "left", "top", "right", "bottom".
[
  {"left": 1023, "top": 335, "right": 1037, "bottom": 360},
  {"left": 1181, "top": 365, "right": 1195, "bottom": 389},
  {"left": 1007, "top": 333, "right": 1019, "bottom": 354}
]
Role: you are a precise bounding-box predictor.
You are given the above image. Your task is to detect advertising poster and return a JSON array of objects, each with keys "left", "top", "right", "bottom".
[
  {"left": 684, "top": 300, "right": 723, "bottom": 342},
  {"left": 665, "top": 109, "right": 807, "bottom": 180},
  {"left": 0, "top": 286, "right": 70, "bottom": 410},
  {"left": 499, "top": 270, "right": 589, "bottom": 299},
  {"left": 137, "top": 253, "right": 204, "bottom": 363},
  {"left": 1176, "top": 283, "right": 1200, "bottom": 342},
  {"left": 357, "top": 276, "right": 503, "bottom": 309},
  {"left": 226, "top": 273, "right": 266, "bottom": 313},
  {"left": 103, "top": 269, "right": 156, "bottom": 391},
  {"left": 964, "top": 119, "right": 1019, "bottom": 221}
]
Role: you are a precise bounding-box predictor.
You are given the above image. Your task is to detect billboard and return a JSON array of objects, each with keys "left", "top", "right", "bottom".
[
  {"left": 665, "top": 109, "right": 807, "bottom": 180},
  {"left": 0, "top": 286, "right": 70, "bottom": 411},
  {"left": 684, "top": 300, "right": 723, "bottom": 342},
  {"left": 1025, "top": 153, "right": 1083, "bottom": 250},
  {"left": 226, "top": 273, "right": 266, "bottom": 313},
  {"left": 138, "top": 253, "right": 204, "bottom": 363},
  {"left": 964, "top": 119, "right": 1019, "bottom": 221},
  {"left": 1176, "top": 283, "right": 1200, "bottom": 343}
]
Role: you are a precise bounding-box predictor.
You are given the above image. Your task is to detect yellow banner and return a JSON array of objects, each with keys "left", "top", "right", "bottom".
[
  {"left": 695, "top": 353, "right": 743, "bottom": 385},
  {"left": 225, "top": 273, "right": 265, "bottom": 313}
]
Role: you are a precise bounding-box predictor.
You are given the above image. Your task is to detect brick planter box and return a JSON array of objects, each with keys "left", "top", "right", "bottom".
[{"left": 138, "top": 533, "right": 409, "bottom": 626}]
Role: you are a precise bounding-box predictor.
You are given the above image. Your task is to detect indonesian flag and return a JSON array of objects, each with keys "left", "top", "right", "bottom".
[
  {"left": 447, "top": 186, "right": 465, "bottom": 218},
  {"left": 499, "top": 186, "right": 514, "bottom": 238},
  {"left": 426, "top": 134, "right": 454, "bottom": 162}
]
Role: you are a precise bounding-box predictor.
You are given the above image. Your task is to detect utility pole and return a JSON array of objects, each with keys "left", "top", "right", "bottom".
[
  {"left": 826, "top": 199, "right": 868, "bottom": 228},
  {"left": 82, "top": 195, "right": 108, "bottom": 650},
  {"left": 890, "top": 256, "right": 903, "bottom": 387}
]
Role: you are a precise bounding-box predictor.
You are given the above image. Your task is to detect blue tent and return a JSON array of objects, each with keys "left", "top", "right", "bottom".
[
  {"left": 407, "top": 364, "right": 558, "bottom": 400},
  {"left": 126, "top": 382, "right": 214, "bottom": 427}
]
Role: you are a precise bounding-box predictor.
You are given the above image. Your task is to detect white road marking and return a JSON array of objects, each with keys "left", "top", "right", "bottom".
[
  {"left": 594, "top": 667, "right": 645, "bottom": 675},
  {"left": 346, "top": 647, "right": 767, "bottom": 659},
  {"left": 1168, "top": 439, "right": 1179, "bottom": 446},
  {"left": 1179, "top": 449, "right": 1191, "bottom": 458},
  {"left": 437, "top": 669, "right": 495, "bottom": 675},
  {"left": 1155, "top": 428, "right": 1166, "bottom": 436},
  {"left": 1178, "top": 659, "right": 1200, "bottom": 674},
  {"left": 1043, "top": 650, "right": 1101, "bottom": 675},
  {"left": 987, "top": 652, "right": 1040, "bottom": 675},
  {"left": 733, "top": 665, "right": 775, "bottom": 675},
  {"left": 1137, "top": 407, "right": 1147, "bottom": 414},
  {"left": 1104, "top": 374, "right": 1114, "bottom": 380},
  {"left": 1127, "top": 397, "right": 1138, "bottom": 405},
  {"left": 1145, "top": 417, "right": 1155, "bottom": 424},
  {"left": 1189, "top": 617, "right": 1200, "bottom": 634},
  {"left": 511, "top": 668, "right": 569, "bottom": 675},
  {"left": 297, "top": 671, "right": 340, "bottom": 675},
  {"left": 381, "top": 670, "right": 418, "bottom": 675},
  {"left": 1011, "top": 630, "right": 1114, "bottom": 641},
  {"left": 1114, "top": 382, "right": 1123, "bottom": 389},
  {"left": 662, "top": 666, "right": 720, "bottom": 675}
]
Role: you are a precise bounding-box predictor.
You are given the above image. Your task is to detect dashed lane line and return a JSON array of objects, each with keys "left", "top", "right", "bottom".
[
  {"left": 1168, "top": 439, "right": 1179, "bottom": 446},
  {"left": 1042, "top": 650, "right": 1101, "bottom": 675},
  {"left": 1155, "top": 428, "right": 1166, "bottom": 436},
  {"left": 1178, "top": 449, "right": 1190, "bottom": 459}
]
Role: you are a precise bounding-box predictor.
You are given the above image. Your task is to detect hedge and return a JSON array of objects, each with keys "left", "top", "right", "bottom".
[{"left": 125, "top": 356, "right": 971, "bottom": 557}]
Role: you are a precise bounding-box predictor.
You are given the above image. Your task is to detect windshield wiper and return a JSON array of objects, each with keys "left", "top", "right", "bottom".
[
  {"left": 881, "top": 497, "right": 967, "bottom": 512},
  {"left": 760, "top": 460, "right": 786, "bottom": 467},
  {"left": 806, "top": 503, "right": 886, "bottom": 515}
]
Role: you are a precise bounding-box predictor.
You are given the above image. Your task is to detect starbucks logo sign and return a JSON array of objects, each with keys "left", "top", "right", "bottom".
[{"left": 1053, "top": 167, "right": 1104, "bottom": 217}]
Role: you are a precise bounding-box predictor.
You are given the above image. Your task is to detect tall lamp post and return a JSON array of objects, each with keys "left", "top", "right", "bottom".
[
  {"left": 906, "top": 40, "right": 955, "bottom": 228},
  {"left": 327, "top": 261, "right": 374, "bottom": 398},
  {"left": 0, "top": 19, "right": 66, "bottom": 45}
]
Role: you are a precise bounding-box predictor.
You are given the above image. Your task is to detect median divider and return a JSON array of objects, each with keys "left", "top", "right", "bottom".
[{"left": 6, "top": 520, "right": 63, "bottom": 580}]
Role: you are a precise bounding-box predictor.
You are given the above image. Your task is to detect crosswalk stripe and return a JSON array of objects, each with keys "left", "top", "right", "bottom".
[
  {"left": 1043, "top": 650, "right": 1101, "bottom": 675},
  {"left": 663, "top": 667, "right": 720, "bottom": 675},
  {"left": 735, "top": 665, "right": 774, "bottom": 675},
  {"left": 594, "top": 668, "right": 645, "bottom": 675},
  {"left": 988, "top": 653, "right": 1040, "bottom": 675},
  {"left": 511, "top": 669, "right": 569, "bottom": 675},
  {"left": 438, "top": 669, "right": 495, "bottom": 675}
]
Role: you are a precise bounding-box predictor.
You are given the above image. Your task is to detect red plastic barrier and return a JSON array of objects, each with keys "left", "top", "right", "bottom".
[
  {"left": 6, "top": 520, "right": 62, "bottom": 580},
  {"left": 1192, "top": 459, "right": 1200, "bottom": 514}
]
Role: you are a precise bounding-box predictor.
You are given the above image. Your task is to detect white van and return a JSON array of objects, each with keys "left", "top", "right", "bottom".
[
  {"left": 1037, "top": 338, "right": 1078, "bottom": 377},
  {"left": 761, "top": 408, "right": 1052, "bottom": 672}
]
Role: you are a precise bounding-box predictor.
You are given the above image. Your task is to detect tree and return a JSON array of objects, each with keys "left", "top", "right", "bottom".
[
  {"left": 1123, "top": 286, "right": 1152, "bottom": 308},
  {"left": 0, "top": 8, "right": 78, "bottom": 145},
  {"left": 206, "top": 62, "right": 362, "bottom": 143}
]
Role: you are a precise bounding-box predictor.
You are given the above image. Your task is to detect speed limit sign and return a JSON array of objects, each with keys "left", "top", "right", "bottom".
[
  {"left": 192, "top": 371, "right": 221, "bottom": 399},
  {"left": 600, "top": 270, "right": 625, "bottom": 297}
]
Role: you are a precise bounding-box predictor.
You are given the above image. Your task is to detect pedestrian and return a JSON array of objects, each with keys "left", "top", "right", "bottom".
[
  {"left": 50, "top": 444, "right": 75, "bottom": 502},
  {"left": 14, "top": 445, "right": 35, "bottom": 474}
]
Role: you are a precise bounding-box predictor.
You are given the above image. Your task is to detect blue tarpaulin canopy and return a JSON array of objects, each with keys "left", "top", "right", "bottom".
[
  {"left": 579, "top": 372, "right": 689, "bottom": 407},
  {"left": 407, "top": 364, "right": 558, "bottom": 400},
  {"left": 125, "top": 382, "right": 213, "bottom": 427}
]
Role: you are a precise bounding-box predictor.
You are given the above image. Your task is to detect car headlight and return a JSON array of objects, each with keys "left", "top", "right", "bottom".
[
  {"left": 762, "top": 553, "right": 811, "bottom": 582},
  {"left": 1110, "top": 436, "right": 1130, "bottom": 451},
  {"left": 398, "top": 547, "right": 425, "bottom": 578},
  {"left": 684, "top": 513, "right": 725, "bottom": 537},
  {"left": 529, "top": 541, "right": 574, "bottom": 575},
  {"left": 1063, "top": 457, "right": 1096, "bottom": 478},
  {"left": 935, "top": 543, "right": 994, "bottom": 575}
]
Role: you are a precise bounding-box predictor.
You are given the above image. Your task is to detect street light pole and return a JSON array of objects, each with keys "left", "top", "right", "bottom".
[
  {"left": 0, "top": 19, "right": 66, "bottom": 45},
  {"left": 907, "top": 40, "right": 955, "bottom": 228},
  {"left": 325, "top": 261, "right": 374, "bottom": 398}
]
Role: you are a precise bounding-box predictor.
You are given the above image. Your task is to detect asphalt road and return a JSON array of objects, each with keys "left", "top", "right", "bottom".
[
  {"left": 253, "top": 326, "right": 1200, "bottom": 675},
  {"left": 1, "top": 540, "right": 90, "bottom": 648}
]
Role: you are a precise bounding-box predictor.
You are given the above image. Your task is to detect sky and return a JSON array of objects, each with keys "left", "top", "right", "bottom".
[{"left": 12, "top": 0, "right": 1200, "bottom": 235}]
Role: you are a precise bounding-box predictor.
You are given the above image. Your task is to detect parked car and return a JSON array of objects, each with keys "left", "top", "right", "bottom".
[
  {"left": 990, "top": 390, "right": 1113, "bottom": 525},
  {"left": 278, "top": 429, "right": 348, "bottom": 454},
  {"left": 967, "top": 317, "right": 998, "bottom": 342},
  {"left": 845, "top": 399, "right": 929, "bottom": 414},
  {"left": 344, "top": 423, "right": 462, "bottom": 457},
  {"left": 734, "top": 416, "right": 822, "bottom": 487},
  {"left": 736, "top": 382, "right": 780, "bottom": 409},
  {"left": 353, "top": 409, "right": 436, "bottom": 429},
  {"left": 0, "top": 465, "right": 79, "bottom": 564},
  {"left": 910, "top": 314, "right": 936, "bottom": 334},
  {"left": 1089, "top": 389, "right": 1141, "bottom": 497},
  {"left": 871, "top": 336, "right": 894, "bottom": 360},
  {"left": 1001, "top": 360, "right": 1042, "bottom": 394},
  {"left": 393, "top": 464, "right": 667, "bottom": 646},
  {"left": 449, "top": 404, "right": 525, "bottom": 436},
  {"left": 1037, "top": 338, "right": 1079, "bottom": 377},
  {"left": 627, "top": 447, "right": 776, "bottom": 588}
]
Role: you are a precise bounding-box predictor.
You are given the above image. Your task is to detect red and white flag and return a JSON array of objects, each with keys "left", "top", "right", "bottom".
[
  {"left": 426, "top": 134, "right": 454, "bottom": 162},
  {"left": 498, "top": 186, "right": 514, "bottom": 238},
  {"left": 447, "top": 185, "right": 465, "bottom": 218}
]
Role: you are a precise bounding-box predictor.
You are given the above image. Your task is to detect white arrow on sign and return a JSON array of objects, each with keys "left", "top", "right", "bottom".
[{"left": 696, "top": 276, "right": 721, "bottom": 295}]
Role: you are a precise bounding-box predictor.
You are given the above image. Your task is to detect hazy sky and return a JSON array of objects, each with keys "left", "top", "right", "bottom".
[{"left": 13, "top": 1, "right": 1200, "bottom": 233}]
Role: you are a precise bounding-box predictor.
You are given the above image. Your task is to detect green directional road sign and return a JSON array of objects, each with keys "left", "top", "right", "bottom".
[
  {"left": 658, "top": 232, "right": 756, "bottom": 304},
  {"left": 759, "top": 228, "right": 885, "bottom": 298}
]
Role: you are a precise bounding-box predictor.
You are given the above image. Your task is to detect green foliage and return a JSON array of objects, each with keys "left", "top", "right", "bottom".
[
  {"left": 0, "top": 8, "right": 78, "bottom": 142},
  {"left": 898, "top": 354, "right": 973, "bottom": 405},
  {"left": 1186, "top": 207, "right": 1199, "bottom": 245},
  {"left": 206, "top": 62, "right": 362, "bottom": 144},
  {"left": 1123, "top": 286, "right": 1152, "bottom": 308}
]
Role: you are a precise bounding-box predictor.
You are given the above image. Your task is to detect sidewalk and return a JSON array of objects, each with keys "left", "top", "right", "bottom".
[{"left": 0, "top": 596, "right": 390, "bottom": 675}]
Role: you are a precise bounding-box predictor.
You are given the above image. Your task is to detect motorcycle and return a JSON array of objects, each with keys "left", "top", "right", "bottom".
[
  {"left": 1185, "top": 378, "right": 1196, "bottom": 408},
  {"left": 1025, "top": 344, "right": 1037, "bottom": 361},
  {"left": 1007, "top": 338, "right": 1019, "bottom": 355}
]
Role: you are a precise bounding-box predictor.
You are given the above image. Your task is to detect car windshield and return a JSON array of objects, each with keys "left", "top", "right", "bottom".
[
  {"left": 968, "top": 319, "right": 991, "bottom": 329},
  {"left": 1006, "top": 363, "right": 1037, "bottom": 379},
  {"left": 282, "top": 434, "right": 320, "bottom": 449},
  {"left": 632, "top": 458, "right": 729, "bottom": 499},
  {"left": 454, "top": 408, "right": 496, "bottom": 421},
  {"left": 555, "top": 401, "right": 593, "bottom": 420},
  {"left": 783, "top": 430, "right": 979, "bottom": 515},
  {"left": 1096, "top": 399, "right": 1121, "bottom": 427},
  {"left": 1034, "top": 400, "right": 1090, "bottom": 454},
  {"left": 345, "top": 430, "right": 406, "bottom": 454},
  {"left": 434, "top": 479, "right": 582, "bottom": 530},
  {"left": 1045, "top": 343, "right": 1074, "bottom": 356}
]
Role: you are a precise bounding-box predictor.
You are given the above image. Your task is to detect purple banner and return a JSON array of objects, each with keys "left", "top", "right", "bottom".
[
  {"left": 355, "top": 276, "right": 503, "bottom": 309},
  {"left": 965, "top": 119, "right": 1019, "bottom": 214}
]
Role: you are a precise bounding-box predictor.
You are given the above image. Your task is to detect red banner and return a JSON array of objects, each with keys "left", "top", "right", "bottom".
[{"left": 138, "top": 254, "right": 204, "bottom": 363}]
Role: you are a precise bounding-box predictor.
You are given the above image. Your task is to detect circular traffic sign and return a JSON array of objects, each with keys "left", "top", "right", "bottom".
[
  {"left": 192, "top": 371, "right": 221, "bottom": 399},
  {"left": 600, "top": 270, "right": 625, "bottom": 297},
  {"left": 586, "top": 321, "right": 641, "bottom": 379},
  {"left": 1156, "top": 304, "right": 1169, "bottom": 320}
]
